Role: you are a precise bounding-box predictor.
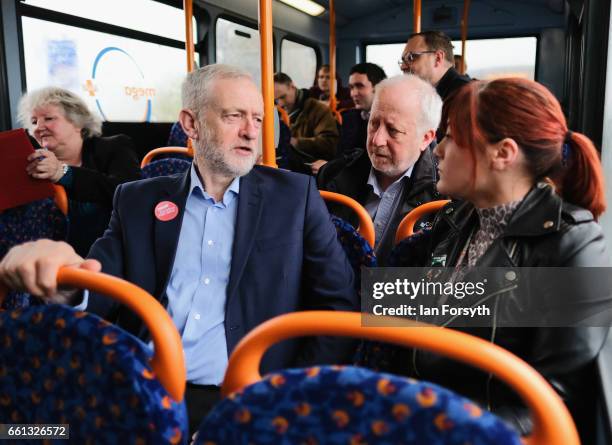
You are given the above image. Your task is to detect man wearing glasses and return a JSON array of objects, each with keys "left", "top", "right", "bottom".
[{"left": 399, "top": 31, "right": 470, "bottom": 138}]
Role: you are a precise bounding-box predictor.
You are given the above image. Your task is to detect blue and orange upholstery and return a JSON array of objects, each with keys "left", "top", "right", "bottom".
[
  {"left": 140, "top": 146, "right": 194, "bottom": 168},
  {"left": 196, "top": 311, "right": 580, "bottom": 445},
  {"left": 320, "top": 191, "right": 376, "bottom": 290},
  {"left": 0, "top": 268, "right": 188, "bottom": 444},
  {"left": 141, "top": 158, "right": 192, "bottom": 179},
  {"left": 0, "top": 185, "right": 69, "bottom": 309}
]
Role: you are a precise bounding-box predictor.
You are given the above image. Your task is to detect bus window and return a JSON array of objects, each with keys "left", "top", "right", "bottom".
[
  {"left": 216, "top": 18, "right": 262, "bottom": 87},
  {"left": 365, "top": 43, "right": 405, "bottom": 77},
  {"left": 21, "top": 0, "right": 197, "bottom": 42},
  {"left": 281, "top": 39, "right": 317, "bottom": 89},
  {"left": 451, "top": 37, "right": 538, "bottom": 80},
  {"left": 21, "top": 18, "right": 191, "bottom": 123}
]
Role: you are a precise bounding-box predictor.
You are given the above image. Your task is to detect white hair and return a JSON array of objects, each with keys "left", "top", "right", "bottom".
[
  {"left": 374, "top": 74, "right": 442, "bottom": 134},
  {"left": 181, "top": 64, "right": 253, "bottom": 114},
  {"left": 18, "top": 87, "right": 102, "bottom": 138}
]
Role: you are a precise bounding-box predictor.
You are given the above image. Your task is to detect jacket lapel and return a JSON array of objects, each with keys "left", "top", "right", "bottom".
[
  {"left": 226, "top": 170, "right": 263, "bottom": 305},
  {"left": 153, "top": 171, "right": 191, "bottom": 304}
]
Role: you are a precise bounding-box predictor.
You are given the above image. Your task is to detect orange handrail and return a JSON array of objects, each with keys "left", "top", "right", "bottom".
[
  {"left": 140, "top": 146, "right": 194, "bottom": 168},
  {"left": 320, "top": 190, "right": 375, "bottom": 248},
  {"left": 0, "top": 267, "right": 186, "bottom": 402},
  {"left": 184, "top": 0, "right": 195, "bottom": 73},
  {"left": 460, "top": 0, "right": 471, "bottom": 75},
  {"left": 413, "top": 0, "right": 422, "bottom": 33},
  {"left": 259, "top": 0, "right": 277, "bottom": 167},
  {"left": 328, "top": 0, "right": 337, "bottom": 113},
  {"left": 184, "top": 0, "right": 195, "bottom": 153},
  {"left": 52, "top": 184, "right": 68, "bottom": 216},
  {"left": 395, "top": 199, "right": 450, "bottom": 244},
  {"left": 222, "top": 311, "right": 580, "bottom": 445}
]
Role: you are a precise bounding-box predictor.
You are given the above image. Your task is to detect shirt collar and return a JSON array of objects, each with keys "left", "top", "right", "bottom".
[
  {"left": 367, "top": 165, "right": 413, "bottom": 198},
  {"left": 189, "top": 163, "right": 240, "bottom": 206}
]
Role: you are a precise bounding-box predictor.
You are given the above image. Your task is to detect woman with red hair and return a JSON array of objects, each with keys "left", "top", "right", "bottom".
[{"left": 361, "top": 78, "right": 610, "bottom": 441}]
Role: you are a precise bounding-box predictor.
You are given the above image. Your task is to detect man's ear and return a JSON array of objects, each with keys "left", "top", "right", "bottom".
[
  {"left": 178, "top": 109, "right": 199, "bottom": 140},
  {"left": 490, "top": 137, "right": 520, "bottom": 171},
  {"left": 420, "top": 128, "right": 436, "bottom": 151},
  {"left": 434, "top": 50, "right": 446, "bottom": 68}
]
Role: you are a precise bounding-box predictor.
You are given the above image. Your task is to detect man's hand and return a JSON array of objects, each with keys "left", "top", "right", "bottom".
[
  {"left": 0, "top": 240, "right": 101, "bottom": 303},
  {"left": 290, "top": 137, "right": 298, "bottom": 147},
  {"left": 310, "top": 159, "right": 328, "bottom": 175}
]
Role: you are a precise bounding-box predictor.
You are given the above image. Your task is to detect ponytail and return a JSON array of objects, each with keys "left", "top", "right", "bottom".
[{"left": 556, "top": 132, "right": 606, "bottom": 219}]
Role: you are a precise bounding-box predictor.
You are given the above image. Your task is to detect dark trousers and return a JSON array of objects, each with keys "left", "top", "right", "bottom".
[{"left": 185, "top": 383, "right": 221, "bottom": 438}]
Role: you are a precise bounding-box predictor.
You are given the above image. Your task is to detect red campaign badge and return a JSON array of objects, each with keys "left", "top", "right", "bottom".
[{"left": 154, "top": 201, "right": 179, "bottom": 221}]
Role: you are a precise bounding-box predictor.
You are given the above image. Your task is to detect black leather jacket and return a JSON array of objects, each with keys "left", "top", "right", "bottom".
[{"left": 367, "top": 183, "right": 611, "bottom": 438}]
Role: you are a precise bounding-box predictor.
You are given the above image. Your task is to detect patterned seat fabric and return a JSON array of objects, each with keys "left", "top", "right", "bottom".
[
  {"left": 0, "top": 198, "right": 67, "bottom": 310},
  {"left": 0, "top": 305, "right": 188, "bottom": 444},
  {"left": 330, "top": 216, "right": 377, "bottom": 291},
  {"left": 197, "top": 366, "right": 520, "bottom": 445},
  {"left": 142, "top": 158, "right": 192, "bottom": 179},
  {"left": 167, "top": 122, "right": 189, "bottom": 147}
]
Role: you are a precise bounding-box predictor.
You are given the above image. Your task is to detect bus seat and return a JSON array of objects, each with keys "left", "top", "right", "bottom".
[
  {"left": 142, "top": 158, "right": 192, "bottom": 179},
  {"left": 0, "top": 198, "right": 68, "bottom": 309},
  {"left": 320, "top": 190, "right": 375, "bottom": 248},
  {"left": 330, "top": 215, "right": 376, "bottom": 291},
  {"left": 195, "top": 312, "right": 579, "bottom": 445},
  {"left": 0, "top": 268, "right": 188, "bottom": 444},
  {"left": 141, "top": 146, "right": 194, "bottom": 168},
  {"left": 394, "top": 200, "right": 451, "bottom": 244},
  {"left": 167, "top": 121, "right": 189, "bottom": 147}
]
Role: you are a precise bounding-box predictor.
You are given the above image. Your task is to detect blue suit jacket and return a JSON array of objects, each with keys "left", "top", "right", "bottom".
[{"left": 86, "top": 165, "right": 358, "bottom": 373}]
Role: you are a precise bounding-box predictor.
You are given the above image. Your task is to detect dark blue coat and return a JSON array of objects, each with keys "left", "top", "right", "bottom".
[{"left": 86, "top": 165, "right": 358, "bottom": 374}]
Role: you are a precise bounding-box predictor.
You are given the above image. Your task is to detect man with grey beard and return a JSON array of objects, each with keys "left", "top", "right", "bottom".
[{"left": 0, "top": 64, "right": 358, "bottom": 434}]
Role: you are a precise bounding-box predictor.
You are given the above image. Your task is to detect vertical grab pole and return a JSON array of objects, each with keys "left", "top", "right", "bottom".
[
  {"left": 329, "top": 0, "right": 337, "bottom": 112},
  {"left": 184, "top": 0, "right": 195, "bottom": 155},
  {"left": 259, "top": 0, "right": 277, "bottom": 167},
  {"left": 184, "top": 0, "right": 195, "bottom": 73},
  {"left": 413, "top": 0, "right": 422, "bottom": 33},
  {"left": 460, "top": 0, "right": 471, "bottom": 74}
]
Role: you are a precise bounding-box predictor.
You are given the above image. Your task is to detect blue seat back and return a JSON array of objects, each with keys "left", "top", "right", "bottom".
[
  {"left": 331, "top": 215, "right": 376, "bottom": 291},
  {"left": 0, "top": 304, "right": 188, "bottom": 444},
  {"left": 141, "top": 158, "right": 192, "bottom": 179},
  {"left": 0, "top": 198, "right": 67, "bottom": 309},
  {"left": 197, "top": 366, "right": 520, "bottom": 445}
]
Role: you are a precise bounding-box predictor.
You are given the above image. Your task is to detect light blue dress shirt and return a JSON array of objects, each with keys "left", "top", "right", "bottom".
[
  {"left": 364, "top": 166, "right": 413, "bottom": 246},
  {"left": 76, "top": 164, "right": 239, "bottom": 385},
  {"left": 165, "top": 165, "right": 239, "bottom": 385}
]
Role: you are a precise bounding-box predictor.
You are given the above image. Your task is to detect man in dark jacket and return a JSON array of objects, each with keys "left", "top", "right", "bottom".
[
  {"left": 318, "top": 74, "right": 443, "bottom": 265},
  {"left": 399, "top": 30, "right": 471, "bottom": 140},
  {"left": 310, "top": 62, "right": 387, "bottom": 175}
]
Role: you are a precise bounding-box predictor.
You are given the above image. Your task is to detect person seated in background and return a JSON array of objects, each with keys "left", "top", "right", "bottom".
[
  {"left": 17, "top": 87, "right": 141, "bottom": 256},
  {"left": 454, "top": 54, "right": 467, "bottom": 74},
  {"left": 1, "top": 64, "right": 358, "bottom": 435},
  {"left": 274, "top": 72, "right": 339, "bottom": 173},
  {"left": 318, "top": 74, "right": 443, "bottom": 264},
  {"left": 310, "top": 62, "right": 387, "bottom": 175},
  {"left": 308, "top": 64, "right": 354, "bottom": 110},
  {"left": 360, "top": 78, "right": 610, "bottom": 443}
]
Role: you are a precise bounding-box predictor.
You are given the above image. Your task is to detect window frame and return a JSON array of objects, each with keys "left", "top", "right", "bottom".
[
  {"left": 279, "top": 35, "right": 320, "bottom": 88},
  {"left": 362, "top": 33, "right": 540, "bottom": 81},
  {"left": 17, "top": 0, "right": 203, "bottom": 91}
]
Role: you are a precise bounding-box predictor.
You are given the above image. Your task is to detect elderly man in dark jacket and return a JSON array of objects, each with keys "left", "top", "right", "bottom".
[{"left": 317, "top": 74, "right": 443, "bottom": 265}]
